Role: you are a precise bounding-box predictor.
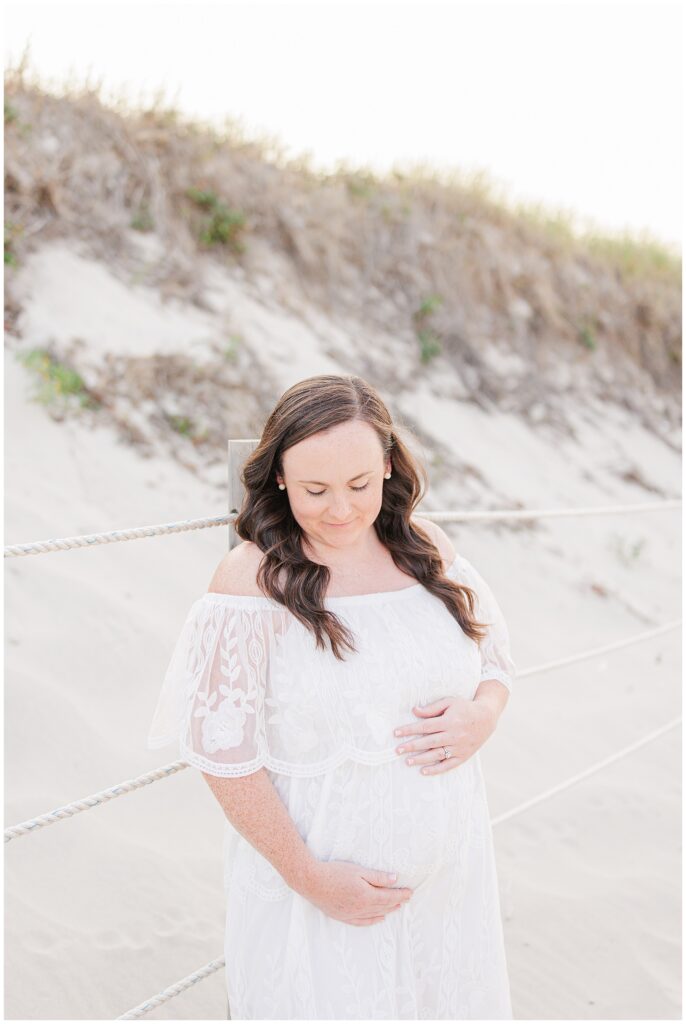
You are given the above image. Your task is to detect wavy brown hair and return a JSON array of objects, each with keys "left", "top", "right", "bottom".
[{"left": 233, "top": 374, "right": 489, "bottom": 660}]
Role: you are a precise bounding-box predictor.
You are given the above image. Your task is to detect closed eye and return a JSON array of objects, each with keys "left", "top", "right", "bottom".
[{"left": 306, "top": 482, "right": 370, "bottom": 497}]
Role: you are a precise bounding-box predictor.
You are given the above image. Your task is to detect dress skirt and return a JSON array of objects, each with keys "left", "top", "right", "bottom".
[{"left": 222, "top": 754, "right": 513, "bottom": 1020}]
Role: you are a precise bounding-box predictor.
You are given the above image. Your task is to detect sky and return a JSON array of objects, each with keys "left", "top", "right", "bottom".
[{"left": 4, "top": 0, "right": 683, "bottom": 250}]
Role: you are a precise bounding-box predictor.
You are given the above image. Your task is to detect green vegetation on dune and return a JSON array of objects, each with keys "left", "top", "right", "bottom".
[{"left": 16, "top": 348, "right": 100, "bottom": 412}]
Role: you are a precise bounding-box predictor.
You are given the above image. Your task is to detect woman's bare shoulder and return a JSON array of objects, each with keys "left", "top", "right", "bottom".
[
  {"left": 412, "top": 516, "right": 457, "bottom": 572},
  {"left": 206, "top": 541, "right": 266, "bottom": 596}
]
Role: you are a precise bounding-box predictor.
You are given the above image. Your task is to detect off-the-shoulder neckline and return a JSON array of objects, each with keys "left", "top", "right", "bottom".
[{"left": 201, "top": 554, "right": 463, "bottom": 609}]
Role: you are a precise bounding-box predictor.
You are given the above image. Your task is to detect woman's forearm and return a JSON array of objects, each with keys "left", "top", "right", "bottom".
[
  {"left": 202, "top": 768, "right": 319, "bottom": 896},
  {"left": 473, "top": 678, "right": 510, "bottom": 721}
]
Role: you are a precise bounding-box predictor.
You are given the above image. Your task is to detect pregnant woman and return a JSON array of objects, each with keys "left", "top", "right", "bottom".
[{"left": 147, "top": 373, "right": 516, "bottom": 1019}]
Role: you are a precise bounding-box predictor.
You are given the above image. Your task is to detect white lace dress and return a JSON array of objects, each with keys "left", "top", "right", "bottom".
[{"left": 147, "top": 553, "right": 516, "bottom": 1020}]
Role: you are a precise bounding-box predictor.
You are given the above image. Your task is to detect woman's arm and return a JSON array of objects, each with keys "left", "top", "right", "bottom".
[
  {"left": 203, "top": 768, "right": 413, "bottom": 924},
  {"left": 473, "top": 677, "right": 510, "bottom": 723},
  {"left": 202, "top": 768, "right": 319, "bottom": 897}
]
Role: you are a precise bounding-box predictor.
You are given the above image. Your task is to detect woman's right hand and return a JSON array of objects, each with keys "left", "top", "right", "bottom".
[{"left": 302, "top": 860, "right": 413, "bottom": 926}]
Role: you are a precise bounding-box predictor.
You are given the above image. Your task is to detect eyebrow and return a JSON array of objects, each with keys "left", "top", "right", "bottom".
[{"left": 298, "top": 470, "right": 374, "bottom": 485}]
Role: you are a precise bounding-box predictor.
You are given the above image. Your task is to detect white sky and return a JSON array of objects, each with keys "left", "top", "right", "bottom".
[{"left": 4, "top": 0, "right": 683, "bottom": 250}]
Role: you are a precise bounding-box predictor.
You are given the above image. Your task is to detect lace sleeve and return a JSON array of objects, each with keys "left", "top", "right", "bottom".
[
  {"left": 146, "top": 595, "right": 283, "bottom": 777},
  {"left": 453, "top": 555, "right": 516, "bottom": 694}
]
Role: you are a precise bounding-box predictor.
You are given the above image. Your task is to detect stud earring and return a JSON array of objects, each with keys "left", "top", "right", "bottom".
[
  {"left": 278, "top": 483, "right": 286, "bottom": 490},
  {"left": 384, "top": 472, "right": 391, "bottom": 479}
]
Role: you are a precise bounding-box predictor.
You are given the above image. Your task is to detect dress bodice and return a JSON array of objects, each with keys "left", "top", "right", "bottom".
[{"left": 146, "top": 554, "right": 516, "bottom": 778}]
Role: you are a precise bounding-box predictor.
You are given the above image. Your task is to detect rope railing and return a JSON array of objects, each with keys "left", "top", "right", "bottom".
[
  {"left": 116, "top": 955, "right": 227, "bottom": 1020},
  {"left": 515, "top": 619, "right": 681, "bottom": 677},
  {"left": 4, "top": 762, "right": 189, "bottom": 843},
  {"left": 490, "top": 715, "right": 681, "bottom": 826},
  {"left": 3, "top": 513, "right": 231, "bottom": 559},
  {"left": 5, "top": 618, "right": 680, "bottom": 844},
  {"left": 118, "top": 709, "right": 681, "bottom": 1020},
  {"left": 4, "top": 498, "right": 680, "bottom": 558},
  {"left": 428, "top": 499, "right": 681, "bottom": 522}
]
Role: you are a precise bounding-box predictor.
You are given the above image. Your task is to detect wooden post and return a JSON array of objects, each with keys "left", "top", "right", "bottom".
[{"left": 227, "top": 439, "right": 259, "bottom": 551}]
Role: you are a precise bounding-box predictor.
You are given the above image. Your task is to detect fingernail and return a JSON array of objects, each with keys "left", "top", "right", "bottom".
[{"left": 389, "top": 873, "right": 397, "bottom": 881}]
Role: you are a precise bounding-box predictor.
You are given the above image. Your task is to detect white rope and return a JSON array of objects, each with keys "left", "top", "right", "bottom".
[
  {"left": 3, "top": 762, "right": 188, "bottom": 843},
  {"left": 517, "top": 619, "right": 681, "bottom": 677},
  {"left": 4, "top": 514, "right": 231, "bottom": 558},
  {"left": 118, "top": 713, "right": 681, "bottom": 1019},
  {"left": 4, "top": 619, "right": 680, "bottom": 844},
  {"left": 429, "top": 499, "right": 681, "bottom": 523},
  {"left": 4, "top": 499, "right": 680, "bottom": 558},
  {"left": 116, "top": 955, "right": 226, "bottom": 1019},
  {"left": 491, "top": 715, "right": 681, "bottom": 826}
]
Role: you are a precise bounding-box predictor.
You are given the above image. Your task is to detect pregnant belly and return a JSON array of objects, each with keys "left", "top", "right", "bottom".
[
  {"left": 291, "top": 755, "right": 482, "bottom": 890},
  {"left": 230, "top": 756, "right": 484, "bottom": 902}
]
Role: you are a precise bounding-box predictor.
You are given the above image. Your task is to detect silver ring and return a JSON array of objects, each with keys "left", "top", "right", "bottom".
[{"left": 442, "top": 746, "right": 451, "bottom": 760}]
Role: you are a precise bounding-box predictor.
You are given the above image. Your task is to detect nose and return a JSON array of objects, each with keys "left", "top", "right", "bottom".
[
  {"left": 328, "top": 510, "right": 352, "bottom": 523},
  {"left": 327, "top": 496, "right": 354, "bottom": 521}
]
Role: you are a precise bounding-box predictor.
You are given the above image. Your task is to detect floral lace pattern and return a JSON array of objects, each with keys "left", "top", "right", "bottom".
[
  {"left": 147, "top": 555, "right": 515, "bottom": 777},
  {"left": 147, "top": 553, "right": 516, "bottom": 1019}
]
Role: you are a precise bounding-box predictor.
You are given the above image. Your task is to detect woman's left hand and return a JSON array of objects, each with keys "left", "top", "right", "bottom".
[{"left": 393, "top": 696, "right": 498, "bottom": 775}]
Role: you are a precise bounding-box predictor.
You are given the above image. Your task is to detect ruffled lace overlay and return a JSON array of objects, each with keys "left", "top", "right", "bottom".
[
  {"left": 147, "top": 554, "right": 515, "bottom": 778},
  {"left": 147, "top": 553, "right": 516, "bottom": 1019}
]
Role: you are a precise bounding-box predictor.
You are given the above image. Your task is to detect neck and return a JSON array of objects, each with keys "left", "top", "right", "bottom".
[{"left": 302, "top": 526, "right": 382, "bottom": 569}]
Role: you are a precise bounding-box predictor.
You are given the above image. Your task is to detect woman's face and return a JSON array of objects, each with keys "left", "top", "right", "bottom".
[{"left": 277, "top": 420, "right": 391, "bottom": 552}]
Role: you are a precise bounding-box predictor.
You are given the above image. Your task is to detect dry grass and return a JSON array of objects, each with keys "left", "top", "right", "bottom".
[{"left": 4, "top": 50, "right": 681, "bottom": 426}]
